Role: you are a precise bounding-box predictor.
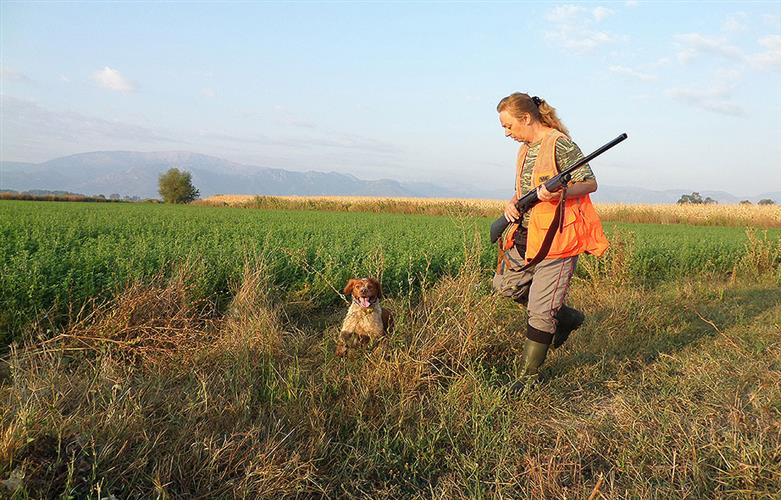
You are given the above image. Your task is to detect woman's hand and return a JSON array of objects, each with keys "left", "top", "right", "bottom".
[
  {"left": 536, "top": 184, "right": 558, "bottom": 202},
  {"left": 504, "top": 197, "right": 520, "bottom": 222}
]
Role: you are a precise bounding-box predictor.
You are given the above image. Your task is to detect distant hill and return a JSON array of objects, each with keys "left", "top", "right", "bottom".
[
  {"left": 1, "top": 151, "right": 778, "bottom": 204},
  {"left": 0, "top": 151, "right": 473, "bottom": 199}
]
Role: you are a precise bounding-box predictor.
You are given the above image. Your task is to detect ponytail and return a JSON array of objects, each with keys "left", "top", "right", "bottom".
[
  {"left": 497, "top": 92, "right": 570, "bottom": 137},
  {"left": 536, "top": 100, "right": 570, "bottom": 137}
]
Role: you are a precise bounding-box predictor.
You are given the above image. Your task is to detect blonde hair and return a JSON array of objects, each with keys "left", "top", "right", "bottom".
[{"left": 496, "top": 92, "right": 570, "bottom": 137}]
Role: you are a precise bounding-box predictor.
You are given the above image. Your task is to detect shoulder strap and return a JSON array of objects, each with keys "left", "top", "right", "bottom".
[{"left": 516, "top": 191, "right": 566, "bottom": 272}]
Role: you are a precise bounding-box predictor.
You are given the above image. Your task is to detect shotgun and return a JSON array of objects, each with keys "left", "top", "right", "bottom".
[{"left": 489, "top": 133, "right": 628, "bottom": 244}]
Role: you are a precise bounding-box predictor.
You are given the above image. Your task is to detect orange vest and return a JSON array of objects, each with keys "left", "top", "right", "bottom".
[{"left": 509, "top": 129, "right": 609, "bottom": 261}]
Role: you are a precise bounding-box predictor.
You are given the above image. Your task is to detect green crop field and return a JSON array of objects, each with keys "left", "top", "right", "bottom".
[
  {"left": 2, "top": 200, "right": 779, "bottom": 344},
  {"left": 2, "top": 199, "right": 780, "bottom": 498}
]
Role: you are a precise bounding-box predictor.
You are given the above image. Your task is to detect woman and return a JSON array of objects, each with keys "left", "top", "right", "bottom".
[{"left": 491, "top": 92, "right": 609, "bottom": 384}]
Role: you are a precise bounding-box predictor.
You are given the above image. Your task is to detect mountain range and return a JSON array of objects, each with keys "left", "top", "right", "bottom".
[{"left": 1, "top": 151, "right": 778, "bottom": 204}]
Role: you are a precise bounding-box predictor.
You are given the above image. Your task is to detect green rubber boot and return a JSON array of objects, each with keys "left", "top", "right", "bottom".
[
  {"left": 512, "top": 338, "right": 550, "bottom": 392},
  {"left": 521, "top": 339, "right": 550, "bottom": 378}
]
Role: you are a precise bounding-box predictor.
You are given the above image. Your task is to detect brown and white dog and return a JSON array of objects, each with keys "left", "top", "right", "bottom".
[{"left": 335, "top": 277, "right": 393, "bottom": 356}]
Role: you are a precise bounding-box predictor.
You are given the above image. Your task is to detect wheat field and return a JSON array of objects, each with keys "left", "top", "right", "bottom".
[{"left": 200, "top": 195, "right": 781, "bottom": 227}]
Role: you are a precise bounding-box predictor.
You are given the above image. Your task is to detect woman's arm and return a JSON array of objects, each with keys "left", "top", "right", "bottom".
[
  {"left": 540, "top": 136, "right": 598, "bottom": 201},
  {"left": 565, "top": 178, "right": 597, "bottom": 198},
  {"left": 537, "top": 178, "right": 597, "bottom": 201}
]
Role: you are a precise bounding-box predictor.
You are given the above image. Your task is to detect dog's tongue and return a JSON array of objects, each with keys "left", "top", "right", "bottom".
[{"left": 360, "top": 297, "right": 370, "bottom": 307}]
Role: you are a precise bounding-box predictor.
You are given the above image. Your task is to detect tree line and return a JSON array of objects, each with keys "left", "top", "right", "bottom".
[{"left": 677, "top": 192, "right": 775, "bottom": 205}]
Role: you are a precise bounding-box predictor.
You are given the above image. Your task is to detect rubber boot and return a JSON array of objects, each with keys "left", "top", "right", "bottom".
[
  {"left": 512, "top": 337, "right": 550, "bottom": 392},
  {"left": 552, "top": 305, "right": 585, "bottom": 349},
  {"left": 521, "top": 339, "right": 550, "bottom": 378}
]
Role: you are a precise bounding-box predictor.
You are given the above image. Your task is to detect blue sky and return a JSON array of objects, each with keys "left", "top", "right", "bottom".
[{"left": 1, "top": 1, "right": 780, "bottom": 195}]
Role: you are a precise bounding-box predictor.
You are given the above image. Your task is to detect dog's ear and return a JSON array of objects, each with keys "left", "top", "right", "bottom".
[
  {"left": 369, "top": 278, "right": 383, "bottom": 298},
  {"left": 343, "top": 279, "right": 357, "bottom": 296}
]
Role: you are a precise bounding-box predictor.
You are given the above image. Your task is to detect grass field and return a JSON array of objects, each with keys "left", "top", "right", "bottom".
[
  {"left": 2, "top": 200, "right": 779, "bottom": 344},
  {"left": 1, "top": 199, "right": 780, "bottom": 497}
]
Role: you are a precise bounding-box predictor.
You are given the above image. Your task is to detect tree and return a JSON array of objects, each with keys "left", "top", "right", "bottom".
[
  {"left": 739, "top": 200, "right": 752, "bottom": 205},
  {"left": 758, "top": 199, "right": 775, "bottom": 206},
  {"left": 677, "top": 192, "right": 703, "bottom": 204},
  {"left": 158, "top": 168, "right": 199, "bottom": 204},
  {"left": 676, "top": 192, "right": 717, "bottom": 205}
]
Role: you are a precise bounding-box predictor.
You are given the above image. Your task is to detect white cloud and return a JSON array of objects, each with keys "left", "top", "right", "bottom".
[
  {"left": 593, "top": 6, "right": 615, "bottom": 22},
  {"left": 664, "top": 29, "right": 778, "bottom": 116},
  {"left": 678, "top": 31, "right": 781, "bottom": 72},
  {"left": 92, "top": 66, "right": 136, "bottom": 92},
  {"left": 201, "top": 87, "right": 216, "bottom": 98},
  {"left": 722, "top": 12, "right": 748, "bottom": 33},
  {"left": 762, "top": 14, "right": 780, "bottom": 28},
  {"left": 196, "top": 128, "right": 398, "bottom": 155},
  {"left": 667, "top": 70, "right": 746, "bottom": 117},
  {"left": 0, "top": 95, "right": 180, "bottom": 161},
  {"left": 713, "top": 67, "right": 742, "bottom": 82},
  {"left": 674, "top": 33, "right": 744, "bottom": 63},
  {"left": 277, "top": 117, "right": 317, "bottom": 129},
  {"left": 59, "top": 75, "right": 71, "bottom": 83},
  {"left": 545, "top": 4, "right": 619, "bottom": 53},
  {"left": 546, "top": 29, "right": 616, "bottom": 52},
  {"left": 0, "top": 67, "right": 32, "bottom": 83},
  {"left": 667, "top": 89, "right": 744, "bottom": 116},
  {"left": 1, "top": 95, "right": 172, "bottom": 141},
  {"left": 546, "top": 4, "right": 586, "bottom": 23},
  {"left": 651, "top": 57, "right": 671, "bottom": 68},
  {"left": 625, "top": 0, "right": 638, "bottom": 7},
  {"left": 609, "top": 65, "right": 657, "bottom": 81},
  {"left": 676, "top": 48, "right": 698, "bottom": 64},
  {"left": 748, "top": 35, "right": 781, "bottom": 70}
]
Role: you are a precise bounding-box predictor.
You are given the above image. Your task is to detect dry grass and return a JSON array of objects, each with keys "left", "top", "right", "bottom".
[
  {"left": 597, "top": 203, "right": 781, "bottom": 228},
  {"left": 2, "top": 240, "right": 780, "bottom": 498},
  {"left": 196, "top": 194, "right": 505, "bottom": 218},
  {"left": 199, "top": 195, "right": 781, "bottom": 227},
  {"left": 27, "top": 266, "right": 219, "bottom": 367},
  {"left": 202, "top": 194, "right": 505, "bottom": 209}
]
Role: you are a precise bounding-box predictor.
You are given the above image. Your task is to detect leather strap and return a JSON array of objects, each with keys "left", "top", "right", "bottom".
[
  {"left": 515, "top": 193, "right": 565, "bottom": 273},
  {"left": 558, "top": 184, "right": 568, "bottom": 233},
  {"left": 496, "top": 246, "right": 508, "bottom": 274}
]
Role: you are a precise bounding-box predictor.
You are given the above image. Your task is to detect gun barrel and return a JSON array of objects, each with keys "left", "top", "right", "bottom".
[{"left": 555, "top": 133, "right": 628, "bottom": 180}]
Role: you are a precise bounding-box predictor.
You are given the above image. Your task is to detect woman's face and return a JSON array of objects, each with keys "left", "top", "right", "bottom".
[{"left": 499, "top": 110, "right": 531, "bottom": 143}]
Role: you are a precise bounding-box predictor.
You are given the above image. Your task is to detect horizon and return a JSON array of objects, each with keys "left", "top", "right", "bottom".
[
  {"left": 2, "top": 1, "right": 780, "bottom": 196},
  {"left": 2, "top": 148, "right": 780, "bottom": 202}
]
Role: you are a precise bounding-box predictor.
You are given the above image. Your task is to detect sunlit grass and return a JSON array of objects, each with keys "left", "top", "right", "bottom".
[
  {"left": 2, "top": 247, "right": 779, "bottom": 497},
  {"left": 1, "top": 198, "right": 780, "bottom": 497}
]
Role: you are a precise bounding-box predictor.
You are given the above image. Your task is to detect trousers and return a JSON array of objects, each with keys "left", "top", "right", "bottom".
[{"left": 492, "top": 245, "right": 578, "bottom": 334}]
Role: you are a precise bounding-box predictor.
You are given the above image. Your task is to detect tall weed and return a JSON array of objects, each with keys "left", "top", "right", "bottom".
[{"left": 732, "top": 228, "right": 781, "bottom": 283}]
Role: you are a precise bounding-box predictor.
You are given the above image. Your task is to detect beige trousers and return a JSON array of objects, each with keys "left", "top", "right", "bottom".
[{"left": 492, "top": 246, "right": 578, "bottom": 334}]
